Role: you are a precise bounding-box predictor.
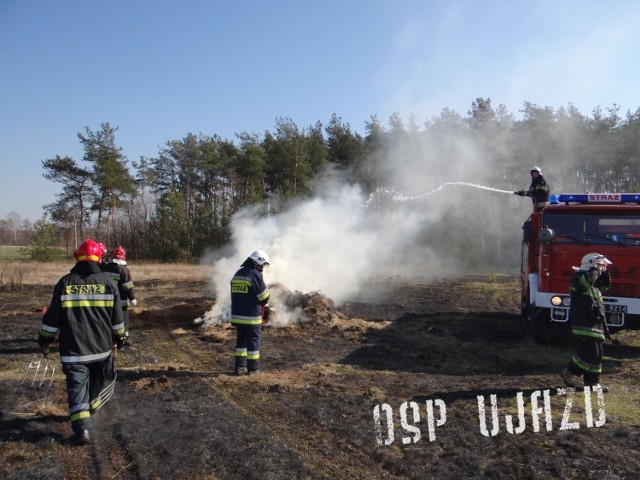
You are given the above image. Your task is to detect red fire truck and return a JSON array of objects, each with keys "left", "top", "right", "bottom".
[{"left": 521, "top": 193, "right": 640, "bottom": 343}]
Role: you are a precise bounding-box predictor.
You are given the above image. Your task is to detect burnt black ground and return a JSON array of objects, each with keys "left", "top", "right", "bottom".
[{"left": 2, "top": 277, "right": 640, "bottom": 479}]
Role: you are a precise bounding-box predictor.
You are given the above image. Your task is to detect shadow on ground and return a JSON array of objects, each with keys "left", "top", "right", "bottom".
[{"left": 342, "top": 311, "right": 570, "bottom": 375}]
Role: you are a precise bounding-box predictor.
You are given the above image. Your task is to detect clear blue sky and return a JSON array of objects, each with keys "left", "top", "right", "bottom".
[{"left": 2, "top": 0, "right": 639, "bottom": 222}]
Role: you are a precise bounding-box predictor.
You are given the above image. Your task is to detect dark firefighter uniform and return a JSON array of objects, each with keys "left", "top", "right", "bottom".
[
  {"left": 515, "top": 168, "right": 550, "bottom": 212},
  {"left": 101, "top": 260, "right": 136, "bottom": 337},
  {"left": 565, "top": 267, "right": 610, "bottom": 386},
  {"left": 527, "top": 174, "right": 550, "bottom": 211},
  {"left": 231, "top": 258, "right": 270, "bottom": 374},
  {"left": 38, "top": 244, "right": 124, "bottom": 443}
]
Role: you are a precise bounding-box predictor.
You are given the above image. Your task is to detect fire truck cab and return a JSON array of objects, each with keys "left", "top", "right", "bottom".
[{"left": 521, "top": 193, "right": 640, "bottom": 343}]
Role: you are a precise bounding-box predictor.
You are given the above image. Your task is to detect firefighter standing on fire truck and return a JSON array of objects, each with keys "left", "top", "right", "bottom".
[
  {"left": 561, "top": 253, "right": 612, "bottom": 392},
  {"left": 514, "top": 166, "right": 550, "bottom": 212},
  {"left": 230, "top": 250, "right": 271, "bottom": 375},
  {"left": 38, "top": 239, "right": 124, "bottom": 445},
  {"left": 101, "top": 246, "right": 137, "bottom": 341}
]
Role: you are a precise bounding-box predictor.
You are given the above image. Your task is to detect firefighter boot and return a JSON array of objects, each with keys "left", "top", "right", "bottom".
[
  {"left": 584, "top": 371, "right": 609, "bottom": 393},
  {"left": 234, "top": 366, "right": 248, "bottom": 376},
  {"left": 585, "top": 383, "right": 609, "bottom": 393},
  {"left": 69, "top": 429, "right": 91, "bottom": 445},
  {"left": 561, "top": 369, "right": 580, "bottom": 388}
]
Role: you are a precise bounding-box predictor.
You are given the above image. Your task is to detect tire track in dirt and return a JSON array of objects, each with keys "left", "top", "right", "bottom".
[
  {"left": 80, "top": 325, "right": 301, "bottom": 479},
  {"left": 148, "top": 324, "right": 403, "bottom": 479},
  {"left": 210, "top": 376, "right": 404, "bottom": 480},
  {"left": 112, "top": 325, "right": 310, "bottom": 479},
  {"left": 106, "top": 423, "right": 146, "bottom": 480},
  {"left": 54, "top": 416, "right": 150, "bottom": 480}
]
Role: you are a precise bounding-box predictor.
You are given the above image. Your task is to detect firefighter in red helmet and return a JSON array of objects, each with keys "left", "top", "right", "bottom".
[
  {"left": 98, "top": 242, "right": 108, "bottom": 261},
  {"left": 38, "top": 239, "right": 124, "bottom": 445},
  {"left": 101, "top": 246, "right": 137, "bottom": 341}
]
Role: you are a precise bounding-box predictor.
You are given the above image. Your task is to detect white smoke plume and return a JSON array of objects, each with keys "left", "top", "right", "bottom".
[
  {"left": 199, "top": 125, "right": 530, "bottom": 326},
  {"left": 199, "top": 173, "right": 446, "bottom": 325}
]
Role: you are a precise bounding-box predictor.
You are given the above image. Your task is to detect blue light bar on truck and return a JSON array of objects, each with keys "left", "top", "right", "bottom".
[{"left": 557, "top": 193, "right": 640, "bottom": 204}]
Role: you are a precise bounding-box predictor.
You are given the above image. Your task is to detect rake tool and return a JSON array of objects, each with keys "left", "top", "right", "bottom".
[
  {"left": 22, "top": 352, "right": 57, "bottom": 398},
  {"left": 117, "top": 341, "right": 158, "bottom": 371},
  {"left": 92, "top": 373, "right": 118, "bottom": 413}
]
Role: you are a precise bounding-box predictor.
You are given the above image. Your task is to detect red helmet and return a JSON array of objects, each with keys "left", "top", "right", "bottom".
[
  {"left": 74, "top": 239, "right": 103, "bottom": 263},
  {"left": 112, "top": 246, "right": 126, "bottom": 260}
]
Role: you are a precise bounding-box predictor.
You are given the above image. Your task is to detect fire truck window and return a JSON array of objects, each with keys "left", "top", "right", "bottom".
[
  {"left": 544, "top": 214, "right": 584, "bottom": 242},
  {"left": 600, "top": 217, "right": 640, "bottom": 232},
  {"left": 599, "top": 217, "right": 640, "bottom": 244}
]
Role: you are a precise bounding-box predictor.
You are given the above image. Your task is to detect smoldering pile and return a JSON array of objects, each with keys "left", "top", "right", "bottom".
[
  {"left": 265, "top": 283, "right": 346, "bottom": 326},
  {"left": 193, "top": 282, "right": 345, "bottom": 330}
]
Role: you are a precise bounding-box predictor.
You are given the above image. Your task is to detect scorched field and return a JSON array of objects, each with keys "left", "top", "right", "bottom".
[{"left": 1, "top": 262, "right": 640, "bottom": 480}]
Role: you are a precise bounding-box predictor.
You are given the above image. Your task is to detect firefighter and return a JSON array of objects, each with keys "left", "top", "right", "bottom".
[
  {"left": 514, "top": 166, "right": 550, "bottom": 212},
  {"left": 98, "top": 242, "right": 108, "bottom": 261},
  {"left": 101, "top": 246, "right": 137, "bottom": 341},
  {"left": 230, "top": 250, "right": 271, "bottom": 375},
  {"left": 38, "top": 239, "right": 124, "bottom": 445},
  {"left": 561, "top": 253, "right": 612, "bottom": 392}
]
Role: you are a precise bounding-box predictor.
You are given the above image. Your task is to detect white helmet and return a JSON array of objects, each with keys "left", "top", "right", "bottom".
[
  {"left": 580, "top": 253, "right": 612, "bottom": 271},
  {"left": 249, "top": 250, "right": 270, "bottom": 266},
  {"left": 531, "top": 166, "right": 542, "bottom": 174}
]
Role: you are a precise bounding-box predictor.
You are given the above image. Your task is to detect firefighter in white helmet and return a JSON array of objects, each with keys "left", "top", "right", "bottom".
[
  {"left": 514, "top": 166, "right": 550, "bottom": 212},
  {"left": 561, "top": 253, "right": 612, "bottom": 391},
  {"left": 230, "top": 250, "right": 271, "bottom": 375}
]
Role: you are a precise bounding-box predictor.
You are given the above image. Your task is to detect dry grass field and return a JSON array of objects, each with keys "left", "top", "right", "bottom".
[
  {"left": 2, "top": 263, "right": 640, "bottom": 479},
  {"left": 0, "top": 260, "right": 214, "bottom": 286}
]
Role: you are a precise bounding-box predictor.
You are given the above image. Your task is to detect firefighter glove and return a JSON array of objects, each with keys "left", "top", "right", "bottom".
[
  {"left": 114, "top": 336, "right": 125, "bottom": 350},
  {"left": 263, "top": 304, "right": 272, "bottom": 323}
]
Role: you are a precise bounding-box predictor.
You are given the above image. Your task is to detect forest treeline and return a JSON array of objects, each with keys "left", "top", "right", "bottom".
[{"left": 2, "top": 98, "right": 640, "bottom": 264}]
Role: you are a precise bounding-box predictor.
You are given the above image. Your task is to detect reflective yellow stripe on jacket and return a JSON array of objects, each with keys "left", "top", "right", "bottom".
[
  {"left": 61, "top": 293, "right": 116, "bottom": 308},
  {"left": 230, "top": 315, "right": 263, "bottom": 325}
]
